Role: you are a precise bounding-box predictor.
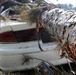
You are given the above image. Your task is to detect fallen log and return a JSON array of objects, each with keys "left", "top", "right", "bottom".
[
  {"left": 41, "top": 8, "right": 76, "bottom": 60},
  {"left": 22, "top": 3, "right": 76, "bottom": 61}
]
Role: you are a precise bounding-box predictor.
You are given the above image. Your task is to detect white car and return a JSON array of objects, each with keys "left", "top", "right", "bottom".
[{"left": 0, "top": 15, "right": 71, "bottom": 71}]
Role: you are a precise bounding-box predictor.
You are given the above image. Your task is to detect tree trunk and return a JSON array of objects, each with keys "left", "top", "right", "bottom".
[{"left": 41, "top": 8, "right": 76, "bottom": 60}]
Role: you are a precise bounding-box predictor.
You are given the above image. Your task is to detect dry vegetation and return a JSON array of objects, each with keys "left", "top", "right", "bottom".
[{"left": 0, "top": 63, "right": 76, "bottom": 75}]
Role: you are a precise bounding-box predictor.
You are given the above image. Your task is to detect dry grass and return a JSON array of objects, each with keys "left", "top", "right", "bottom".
[{"left": 20, "top": 6, "right": 30, "bottom": 22}]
